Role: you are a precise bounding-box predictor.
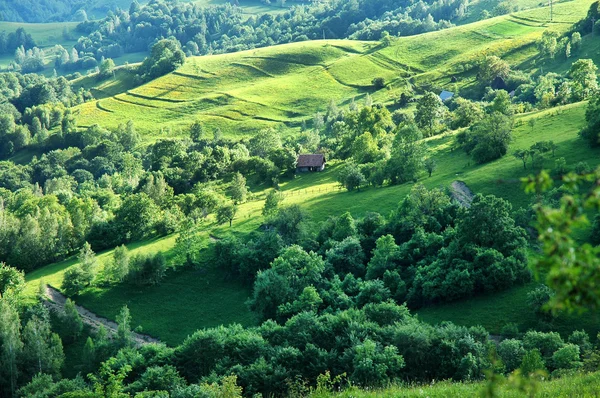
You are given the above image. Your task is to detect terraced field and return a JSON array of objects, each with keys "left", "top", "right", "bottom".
[{"left": 74, "top": 0, "right": 595, "bottom": 138}]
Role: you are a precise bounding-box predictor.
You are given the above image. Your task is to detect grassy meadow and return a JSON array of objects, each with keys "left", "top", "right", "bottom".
[
  {"left": 315, "top": 370, "right": 600, "bottom": 397},
  {"left": 27, "top": 99, "right": 600, "bottom": 344},
  {"left": 73, "top": 0, "right": 595, "bottom": 137}
]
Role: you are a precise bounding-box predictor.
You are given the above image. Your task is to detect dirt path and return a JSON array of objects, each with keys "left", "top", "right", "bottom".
[
  {"left": 43, "top": 285, "right": 160, "bottom": 346},
  {"left": 450, "top": 181, "right": 474, "bottom": 208}
]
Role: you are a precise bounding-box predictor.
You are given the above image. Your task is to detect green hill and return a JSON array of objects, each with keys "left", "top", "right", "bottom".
[
  {"left": 27, "top": 99, "right": 600, "bottom": 345},
  {"left": 73, "top": 0, "right": 594, "bottom": 137}
]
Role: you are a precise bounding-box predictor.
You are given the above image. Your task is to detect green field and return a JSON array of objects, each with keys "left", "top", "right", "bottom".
[
  {"left": 73, "top": 0, "right": 595, "bottom": 137},
  {"left": 27, "top": 99, "right": 600, "bottom": 344},
  {"left": 317, "top": 370, "right": 600, "bottom": 397}
]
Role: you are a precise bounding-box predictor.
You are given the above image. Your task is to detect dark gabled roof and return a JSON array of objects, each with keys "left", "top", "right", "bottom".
[{"left": 297, "top": 154, "right": 326, "bottom": 168}]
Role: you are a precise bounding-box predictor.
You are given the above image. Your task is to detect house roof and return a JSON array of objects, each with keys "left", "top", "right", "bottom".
[
  {"left": 439, "top": 90, "right": 454, "bottom": 101},
  {"left": 297, "top": 154, "right": 326, "bottom": 168}
]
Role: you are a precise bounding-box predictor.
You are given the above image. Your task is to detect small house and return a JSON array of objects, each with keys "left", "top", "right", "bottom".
[
  {"left": 296, "top": 154, "right": 326, "bottom": 173},
  {"left": 439, "top": 90, "right": 454, "bottom": 102}
]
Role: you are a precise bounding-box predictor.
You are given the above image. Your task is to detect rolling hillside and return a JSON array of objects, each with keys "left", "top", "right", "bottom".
[
  {"left": 73, "top": 0, "right": 594, "bottom": 138},
  {"left": 26, "top": 100, "right": 600, "bottom": 345}
]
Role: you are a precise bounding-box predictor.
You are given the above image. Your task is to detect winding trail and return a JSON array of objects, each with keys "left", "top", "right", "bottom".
[{"left": 43, "top": 285, "right": 160, "bottom": 346}]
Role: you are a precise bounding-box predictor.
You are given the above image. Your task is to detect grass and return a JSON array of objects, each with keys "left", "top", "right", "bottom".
[
  {"left": 26, "top": 99, "right": 600, "bottom": 344},
  {"left": 316, "top": 370, "right": 600, "bottom": 397},
  {"left": 72, "top": 0, "right": 595, "bottom": 138}
]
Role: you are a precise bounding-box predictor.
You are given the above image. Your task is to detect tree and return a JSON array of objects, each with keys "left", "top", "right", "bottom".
[
  {"left": 452, "top": 97, "right": 484, "bottom": 128},
  {"left": 571, "top": 32, "right": 582, "bottom": 52},
  {"left": 0, "top": 262, "right": 25, "bottom": 300},
  {"left": 114, "top": 193, "right": 160, "bottom": 241},
  {"left": 82, "top": 337, "right": 96, "bottom": 373},
  {"left": 538, "top": 30, "right": 558, "bottom": 59},
  {"left": 552, "top": 344, "right": 582, "bottom": 370},
  {"left": 216, "top": 202, "right": 237, "bottom": 227},
  {"left": 513, "top": 149, "right": 529, "bottom": 169},
  {"left": 520, "top": 349, "right": 546, "bottom": 376},
  {"left": 415, "top": 92, "right": 446, "bottom": 136},
  {"left": 579, "top": 94, "right": 600, "bottom": 146},
  {"left": 63, "top": 298, "right": 83, "bottom": 341},
  {"left": 469, "top": 112, "right": 513, "bottom": 164},
  {"left": 228, "top": 172, "right": 248, "bottom": 204},
  {"left": 386, "top": 123, "right": 425, "bottom": 184},
  {"left": 62, "top": 266, "right": 87, "bottom": 297},
  {"left": 0, "top": 300, "right": 22, "bottom": 397},
  {"left": 337, "top": 161, "right": 366, "bottom": 191},
  {"left": 263, "top": 190, "right": 283, "bottom": 217},
  {"left": 490, "top": 90, "right": 513, "bottom": 116},
  {"left": 99, "top": 58, "right": 115, "bottom": 78},
  {"left": 569, "top": 59, "right": 598, "bottom": 100},
  {"left": 366, "top": 235, "right": 402, "bottom": 280},
  {"left": 79, "top": 242, "right": 98, "bottom": 284},
  {"left": 106, "top": 245, "right": 130, "bottom": 283},
  {"left": 478, "top": 55, "right": 510, "bottom": 84},
  {"left": 139, "top": 39, "right": 186, "bottom": 81},
  {"left": 424, "top": 158, "right": 436, "bottom": 177},
  {"left": 22, "top": 307, "right": 64, "bottom": 378},
  {"left": 189, "top": 120, "right": 205, "bottom": 142},
  {"left": 498, "top": 339, "right": 526, "bottom": 372},
  {"left": 116, "top": 305, "right": 133, "bottom": 348}
]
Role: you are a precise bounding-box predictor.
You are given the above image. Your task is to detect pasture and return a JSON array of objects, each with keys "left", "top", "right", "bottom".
[{"left": 26, "top": 100, "right": 600, "bottom": 344}]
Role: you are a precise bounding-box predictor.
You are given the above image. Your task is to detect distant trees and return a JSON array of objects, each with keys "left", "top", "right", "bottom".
[
  {"left": 478, "top": 55, "right": 510, "bottom": 84},
  {"left": 138, "top": 39, "right": 186, "bottom": 82}
]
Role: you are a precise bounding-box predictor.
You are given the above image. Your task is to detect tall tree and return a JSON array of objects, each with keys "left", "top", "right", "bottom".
[
  {"left": 0, "top": 299, "right": 22, "bottom": 397},
  {"left": 415, "top": 92, "right": 446, "bottom": 136}
]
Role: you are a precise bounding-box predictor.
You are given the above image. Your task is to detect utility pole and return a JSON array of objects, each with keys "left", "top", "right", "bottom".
[{"left": 550, "top": 0, "right": 553, "bottom": 21}]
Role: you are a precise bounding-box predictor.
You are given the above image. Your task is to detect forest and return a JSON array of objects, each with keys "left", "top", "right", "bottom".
[{"left": 0, "top": 0, "right": 599, "bottom": 397}]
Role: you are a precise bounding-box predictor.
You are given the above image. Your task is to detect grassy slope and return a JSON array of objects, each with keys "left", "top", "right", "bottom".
[
  {"left": 27, "top": 100, "right": 600, "bottom": 344},
  {"left": 73, "top": 0, "right": 593, "bottom": 137},
  {"left": 316, "top": 371, "right": 600, "bottom": 397}
]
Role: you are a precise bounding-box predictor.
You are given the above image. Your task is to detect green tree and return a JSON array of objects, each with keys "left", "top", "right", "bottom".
[
  {"left": 262, "top": 190, "right": 283, "bottom": 217},
  {"left": 79, "top": 242, "right": 98, "bottom": 284},
  {"left": 579, "top": 94, "right": 600, "bottom": 146},
  {"left": 478, "top": 55, "right": 510, "bottom": 84},
  {"left": 228, "top": 172, "right": 248, "bottom": 204},
  {"left": 424, "top": 158, "right": 437, "bottom": 177},
  {"left": 114, "top": 193, "right": 160, "bottom": 241},
  {"left": 0, "top": 299, "right": 22, "bottom": 397},
  {"left": 116, "top": 305, "right": 133, "bottom": 348},
  {"left": 106, "top": 245, "right": 130, "bottom": 283},
  {"left": 63, "top": 298, "right": 83, "bottom": 341},
  {"left": 189, "top": 120, "right": 205, "bottom": 142},
  {"left": 538, "top": 30, "right": 558, "bottom": 59},
  {"left": 569, "top": 59, "right": 598, "bottom": 100},
  {"left": 513, "top": 149, "right": 529, "bottom": 169},
  {"left": 139, "top": 39, "right": 186, "bottom": 81},
  {"left": 82, "top": 337, "right": 96, "bottom": 373},
  {"left": 22, "top": 307, "right": 64, "bottom": 378},
  {"left": 216, "top": 202, "right": 237, "bottom": 227},
  {"left": 337, "top": 160, "right": 366, "bottom": 191},
  {"left": 386, "top": 123, "right": 425, "bottom": 183},
  {"left": 366, "top": 235, "right": 402, "bottom": 280},
  {"left": 552, "top": 344, "right": 582, "bottom": 370},
  {"left": 61, "top": 266, "right": 87, "bottom": 297},
  {"left": 498, "top": 339, "right": 526, "bottom": 372},
  {"left": 99, "top": 58, "right": 115, "bottom": 78},
  {"left": 469, "top": 112, "right": 513, "bottom": 164},
  {"left": 0, "top": 262, "right": 25, "bottom": 301},
  {"left": 415, "top": 92, "right": 446, "bottom": 136},
  {"left": 520, "top": 349, "right": 546, "bottom": 377}
]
